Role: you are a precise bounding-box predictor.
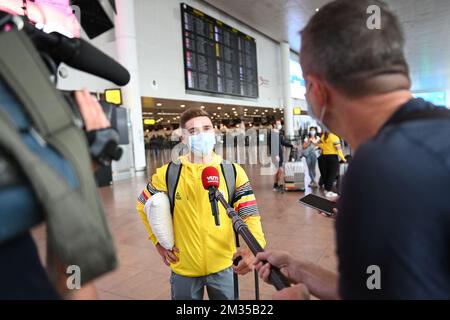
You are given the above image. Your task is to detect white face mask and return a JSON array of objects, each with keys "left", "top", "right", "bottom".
[
  {"left": 309, "top": 130, "right": 316, "bottom": 136},
  {"left": 276, "top": 124, "right": 282, "bottom": 130}
]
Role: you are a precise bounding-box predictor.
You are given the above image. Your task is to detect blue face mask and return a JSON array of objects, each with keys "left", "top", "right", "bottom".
[{"left": 188, "top": 132, "right": 216, "bottom": 157}]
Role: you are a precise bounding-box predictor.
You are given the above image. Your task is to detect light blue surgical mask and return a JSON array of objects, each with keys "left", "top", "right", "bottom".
[{"left": 188, "top": 132, "right": 216, "bottom": 157}]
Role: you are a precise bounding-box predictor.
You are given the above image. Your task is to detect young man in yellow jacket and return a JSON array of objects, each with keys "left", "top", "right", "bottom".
[{"left": 136, "top": 108, "right": 266, "bottom": 300}]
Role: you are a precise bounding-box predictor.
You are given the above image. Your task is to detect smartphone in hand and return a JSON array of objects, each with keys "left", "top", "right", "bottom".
[{"left": 299, "top": 194, "right": 337, "bottom": 217}]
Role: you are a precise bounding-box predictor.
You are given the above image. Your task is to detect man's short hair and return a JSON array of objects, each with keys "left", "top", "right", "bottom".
[
  {"left": 300, "top": 0, "right": 410, "bottom": 97},
  {"left": 180, "top": 108, "right": 211, "bottom": 128}
]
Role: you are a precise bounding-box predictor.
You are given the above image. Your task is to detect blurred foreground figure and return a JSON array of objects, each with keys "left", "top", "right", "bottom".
[
  {"left": 0, "top": 11, "right": 124, "bottom": 299},
  {"left": 256, "top": 0, "right": 450, "bottom": 300}
]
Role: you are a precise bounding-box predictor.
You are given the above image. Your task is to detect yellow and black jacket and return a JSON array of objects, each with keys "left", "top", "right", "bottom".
[{"left": 136, "top": 153, "right": 266, "bottom": 277}]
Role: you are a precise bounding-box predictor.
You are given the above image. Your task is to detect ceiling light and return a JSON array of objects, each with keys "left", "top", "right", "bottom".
[
  {"left": 201, "top": 106, "right": 205, "bottom": 109},
  {"left": 218, "top": 107, "right": 222, "bottom": 110},
  {"left": 181, "top": 104, "right": 185, "bottom": 108},
  {"left": 315, "top": 8, "right": 320, "bottom": 12},
  {"left": 156, "top": 103, "right": 162, "bottom": 107},
  {"left": 244, "top": 109, "right": 248, "bottom": 111},
  {"left": 232, "top": 107, "right": 236, "bottom": 111}
]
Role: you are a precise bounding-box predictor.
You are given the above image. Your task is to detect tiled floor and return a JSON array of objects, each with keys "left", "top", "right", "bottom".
[{"left": 32, "top": 151, "right": 337, "bottom": 300}]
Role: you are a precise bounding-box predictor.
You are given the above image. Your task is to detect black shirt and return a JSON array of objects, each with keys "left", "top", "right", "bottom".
[
  {"left": 337, "top": 98, "right": 450, "bottom": 299},
  {"left": 270, "top": 129, "right": 293, "bottom": 164}
]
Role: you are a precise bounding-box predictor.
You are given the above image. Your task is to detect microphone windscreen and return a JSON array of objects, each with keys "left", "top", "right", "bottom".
[
  {"left": 69, "top": 38, "right": 131, "bottom": 86},
  {"left": 201, "top": 166, "right": 220, "bottom": 190}
]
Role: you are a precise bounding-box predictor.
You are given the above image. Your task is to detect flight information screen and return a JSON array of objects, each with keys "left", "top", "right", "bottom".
[{"left": 181, "top": 3, "right": 259, "bottom": 98}]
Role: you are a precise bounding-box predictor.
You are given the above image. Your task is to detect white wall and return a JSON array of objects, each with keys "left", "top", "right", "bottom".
[
  {"left": 134, "top": 0, "right": 282, "bottom": 107},
  {"left": 58, "top": 0, "right": 283, "bottom": 108}
]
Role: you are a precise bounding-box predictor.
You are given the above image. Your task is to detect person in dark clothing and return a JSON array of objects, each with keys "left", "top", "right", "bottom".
[
  {"left": 271, "top": 120, "right": 294, "bottom": 191},
  {"left": 0, "top": 82, "right": 108, "bottom": 299},
  {"left": 317, "top": 131, "right": 346, "bottom": 198},
  {"left": 255, "top": 0, "right": 450, "bottom": 300}
]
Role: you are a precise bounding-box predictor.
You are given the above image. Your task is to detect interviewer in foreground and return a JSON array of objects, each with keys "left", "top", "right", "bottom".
[{"left": 254, "top": 0, "right": 450, "bottom": 300}]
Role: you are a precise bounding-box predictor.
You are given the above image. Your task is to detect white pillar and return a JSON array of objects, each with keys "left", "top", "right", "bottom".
[
  {"left": 280, "top": 42, "right": 294, "bottom": 137},
  {"left": 114, "top": 0, "right": 146, "bottom": 172}
]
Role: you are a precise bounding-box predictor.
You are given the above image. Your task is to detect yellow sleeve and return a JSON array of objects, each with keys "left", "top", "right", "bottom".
[
  {"left": 232, "top": 164, "right": 266, "bottom": 248},
  {"left": 331, "top": 134, "right": 346, "bottom": 161},
  {"left": 136, "top": 164, "right": 169, "bottom": 246}
]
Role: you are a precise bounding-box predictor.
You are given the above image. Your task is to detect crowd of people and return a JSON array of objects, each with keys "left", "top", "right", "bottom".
[{"left": 144, "top": 120, "right": 351, "bottom": 198}]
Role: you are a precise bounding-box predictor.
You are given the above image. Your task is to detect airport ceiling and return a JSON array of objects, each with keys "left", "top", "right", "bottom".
[
  {"left": 141, "top": 97, "right": 286, "bottom": 126},
  {"left": 203, "top": 0, "right": 450, "bottom": 91}
]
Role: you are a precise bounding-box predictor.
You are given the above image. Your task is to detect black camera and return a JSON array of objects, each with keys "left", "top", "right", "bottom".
[{"left": 8, "top": 13, "right": 131, "bottom": 167}]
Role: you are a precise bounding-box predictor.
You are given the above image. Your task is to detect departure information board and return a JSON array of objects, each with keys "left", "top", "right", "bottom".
[{"left": 181, "top": 3, "right": 259, "bottom": 98}]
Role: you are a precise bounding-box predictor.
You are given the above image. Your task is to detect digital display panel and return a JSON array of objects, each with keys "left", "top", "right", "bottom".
[{"left": 181, "top": 3, "right": 259, "bottom": 98}]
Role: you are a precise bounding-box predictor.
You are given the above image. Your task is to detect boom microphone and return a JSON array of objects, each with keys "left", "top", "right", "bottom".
[
  {"left": 201, "top": 167, "right": 290, "bottom": 291},
  {"left": 24, "top": 24, "right": 130, "bottom": 86}
]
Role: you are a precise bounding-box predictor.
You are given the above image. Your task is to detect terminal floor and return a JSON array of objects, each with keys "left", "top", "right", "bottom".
[{"left": 32, "top": 152, "right": 337, "bottom": 300}]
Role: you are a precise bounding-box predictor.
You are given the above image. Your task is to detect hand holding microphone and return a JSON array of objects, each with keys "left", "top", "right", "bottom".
[{"left": 201, "top": 166, "right": 290, "bottom": 291}]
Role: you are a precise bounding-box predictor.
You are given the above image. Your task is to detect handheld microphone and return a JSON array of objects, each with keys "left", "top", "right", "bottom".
[
  {"left": 201, "top": 166, "right": 220, "bottom": 226},
  {"left": 23, "top": 23, "right": 130, "bottom": 86},
  {"left": 201, "top": 166, "right": 290, "bottom": 291}
]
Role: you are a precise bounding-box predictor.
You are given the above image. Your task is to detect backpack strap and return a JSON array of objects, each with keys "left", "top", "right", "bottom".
[
  {"left": 220, "top": 160, "right": 237, "bottom": 206},
  {"left": 165, "top": 159, "right": 237, "bottom": 213},
  {"left": 166, "top": 161, "right": 182, "bottom": 215}
]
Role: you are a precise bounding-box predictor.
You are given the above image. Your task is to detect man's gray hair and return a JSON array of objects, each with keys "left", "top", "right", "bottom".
[{"left": 300, "top": 0, "right": 410, "bottom": 97}]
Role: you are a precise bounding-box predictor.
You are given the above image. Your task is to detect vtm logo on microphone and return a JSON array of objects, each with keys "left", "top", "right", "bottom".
[{"left": 207, "top": 176, "right": 219, "bottom": 183}]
